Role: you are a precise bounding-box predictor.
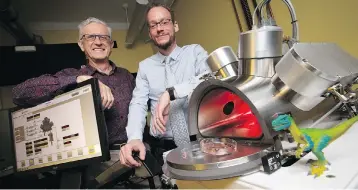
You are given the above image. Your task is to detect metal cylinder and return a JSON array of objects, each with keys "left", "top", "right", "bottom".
[
  {"left": 238, "top": 26, "right": 283, "bottom": 59},
  {"left": 240, "top": 58, "right": 279, "bottom": 78},
  {"left": 206, "top": 46, "right": 239, "bottom": 82},
  {"left": 289, "top": 93, "right": 326, "bottom": 111},
  {"left": 272, "top": 42, "right": 358, "bottom": 111},
  {"left": 271, "top": 74, "right": 325, "bottom": 111},
  {"left": 273, "top": 45, "right": 336, "bottom": 98}
]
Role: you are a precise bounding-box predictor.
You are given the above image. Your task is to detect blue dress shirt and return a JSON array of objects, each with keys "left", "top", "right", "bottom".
[{"left": 126, "top": 44, "right": 210, "bottom": 141}]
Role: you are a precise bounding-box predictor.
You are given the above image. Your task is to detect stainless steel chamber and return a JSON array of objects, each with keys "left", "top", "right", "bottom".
[
  {"left": 165, "top": 0, "right": 358, "bottom": 181},
  {"left": 206, "top": 46, "right": 239, "bottom": 82}
]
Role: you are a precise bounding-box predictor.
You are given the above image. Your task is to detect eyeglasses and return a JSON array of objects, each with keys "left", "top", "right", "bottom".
[
  {"left": 148, "top": 19, "right": 172, "bottom": 29},
  {"left": 81, "top": 34, "right": 111, "bottom": 42}
]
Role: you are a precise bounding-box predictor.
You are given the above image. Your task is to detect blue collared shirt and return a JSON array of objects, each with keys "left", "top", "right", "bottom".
[{"left": 126, "top": 44, "right": 210, "bottom": 141}]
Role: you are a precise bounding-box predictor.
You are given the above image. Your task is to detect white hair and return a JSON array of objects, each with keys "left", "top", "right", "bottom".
[{"left": 78, "top": 17, "right": 112, "bottom": 40}]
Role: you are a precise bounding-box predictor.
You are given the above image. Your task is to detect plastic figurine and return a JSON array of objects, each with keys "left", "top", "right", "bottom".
[{"left": 271, "top": 113, "right": 358, "bottom": 177}]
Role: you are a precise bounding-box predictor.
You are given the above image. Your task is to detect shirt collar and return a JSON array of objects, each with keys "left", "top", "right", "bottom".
[
  {"left": 154, "top": 45, "right": 182, "bottom": 64},
  {"left": 82, "top": 60, "right": 117, "bottom": 75}
]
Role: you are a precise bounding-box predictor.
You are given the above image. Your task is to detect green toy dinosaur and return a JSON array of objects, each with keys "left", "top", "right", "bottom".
[{"left": 271, "top": 113, "right": 358, "bottom": 177}]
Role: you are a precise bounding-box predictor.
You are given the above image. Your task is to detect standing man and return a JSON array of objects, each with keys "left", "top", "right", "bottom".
[
  {"left": 12, "top": 17, "right": 135, "bottom": 187},
  {"left": 120, "top": 3, "right": 210, "bottom": 167}
]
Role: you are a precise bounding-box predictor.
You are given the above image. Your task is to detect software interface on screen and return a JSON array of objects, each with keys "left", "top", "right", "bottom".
[{"left": 11, "top": 84, "right": 102, "bottom": 172}]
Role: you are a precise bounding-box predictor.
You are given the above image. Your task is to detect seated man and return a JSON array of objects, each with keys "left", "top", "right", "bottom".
[
  {"left": 120, "top": 3, "right": 210, "bottom": 168},
  {"left": 12, "top": 17, "right": 135, "bottom": 188}
]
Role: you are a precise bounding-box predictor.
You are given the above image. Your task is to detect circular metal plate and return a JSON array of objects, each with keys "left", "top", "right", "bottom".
[{"left": 166, "top": 141, "right": 272, "bottom": 180}]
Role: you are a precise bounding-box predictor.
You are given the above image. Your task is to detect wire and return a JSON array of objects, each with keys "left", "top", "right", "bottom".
[
  {"left": 266, "top": 2, "right": 274, "bottom": 19},
  {"left": 240, "top": 0, "right": 253, "bottom": 30},
  {"left": 259, "top": 0, "right": 272, "bottom": 19},
  {"left": 252, "top": 0, "right": 261, "bottom": 25},
  {"left": 252, "top": 0, "right": 267, "bottom": 27},
  {"left": 282, "top": 0, "right": 299, "bottom": 41},
  {"left": 232, "top": 0, "right": 244, "bottom": 32}
]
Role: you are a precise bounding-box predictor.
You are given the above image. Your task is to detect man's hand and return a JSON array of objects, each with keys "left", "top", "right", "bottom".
[
  {"left": 119, "top": 139, "right": 146, "bottom": 168},
  {"left": 153, "top": 91, "right": 170, "bottom": 134},
  {"left": 76, "top": 75, "right": 114, "bottom": 109}
]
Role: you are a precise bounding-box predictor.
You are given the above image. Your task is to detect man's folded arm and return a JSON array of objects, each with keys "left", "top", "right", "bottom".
[
  {"left": 173, "top": 44, "right": 211, "bottom": 99},
  {"left": 126, "top": 64, "right": 150, "bottom": 142},
  {"left": 12, "top": 68, "right": 79, "bottom": 106}
]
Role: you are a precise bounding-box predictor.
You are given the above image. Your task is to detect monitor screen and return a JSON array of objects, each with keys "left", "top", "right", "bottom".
[{"left": 9, "top": 79, "right": 109, "bottom": 173}]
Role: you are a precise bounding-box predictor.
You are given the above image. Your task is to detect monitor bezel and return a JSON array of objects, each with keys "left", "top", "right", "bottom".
[{"left": 8, "top": 78, "right": 110, "bottom": 175}]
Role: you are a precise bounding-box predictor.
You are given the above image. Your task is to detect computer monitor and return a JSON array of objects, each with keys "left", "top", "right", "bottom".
[{"left": 8, "top": 78, "right": 109, "bottom": 175}]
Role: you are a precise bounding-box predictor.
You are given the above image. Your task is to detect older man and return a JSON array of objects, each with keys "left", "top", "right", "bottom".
[
  {"left": 120, "top": 3, "right": 210, "bottom": 167},
  {"left": 12, "top": 17, "right": 134, "bottom": 145},
  {"left": 12, "top": 17, "right": 135, "bottom": 188}
]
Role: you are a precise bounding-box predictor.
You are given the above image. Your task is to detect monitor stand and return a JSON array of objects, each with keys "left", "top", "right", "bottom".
[{"left": 59, "top": 167, "right": 86, "bottom": 189}]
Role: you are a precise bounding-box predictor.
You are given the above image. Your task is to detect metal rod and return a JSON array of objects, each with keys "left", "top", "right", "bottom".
[
  {"left": 308, "top": 101, "right": 343, "bottom": 128},
  {"left": 281, "top": 0, "right": 299, "bottom": 41}
]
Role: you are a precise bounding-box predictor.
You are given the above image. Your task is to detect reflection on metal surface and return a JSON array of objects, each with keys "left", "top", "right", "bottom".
[
  {"left": 200, "top": 138, "right": 237, "bottom": 156},
  {"left": 206, "top": 46, "right": 239, "bottom": 82},
  {"left": 271, "top": 75, "right": 326, "bottom": 111},
  {"left": 216, "top": 63, "right": 239, "bottom": 82},
  {"left": 274, "top": 43, "right": 358, "bottom": 98},
  {"left": 167, "top": 142, "right": 267, "bottom": 171},
  {"left": 166, "top": 141, "right": 271, "bottom": 180},
  {"left": 180, "top": 143, "right": 204, "bottom": 160},
  {"left": 272, "top": 43, "right": 358, "bottom": 111},
  {"left": 241, "top": 58, "right": 278, "bottom": 78},
  {"left": 197, "top": 88, "right": 262, "bottom": 139},
  {"left": 238, "top": 26, "right": 283, "bottom": 59}
]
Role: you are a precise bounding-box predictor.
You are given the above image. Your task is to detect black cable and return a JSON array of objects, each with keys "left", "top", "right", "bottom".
[
  {"left": 239, "top": 0, "right": 253, "bottom": 30},
  {"left": 266, "top": 0, "right": 274, "bottom": 19}
]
